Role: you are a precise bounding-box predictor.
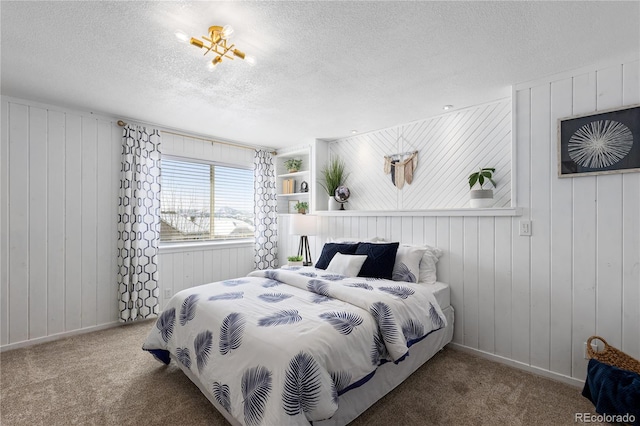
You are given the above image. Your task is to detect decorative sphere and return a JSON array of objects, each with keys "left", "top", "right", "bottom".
[{"left": 334, "top": 185, "right": 350, "bottom": 203}]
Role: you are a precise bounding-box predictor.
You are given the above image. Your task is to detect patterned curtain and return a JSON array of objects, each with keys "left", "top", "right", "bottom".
[
  {"left": 254, "top": 150, "right": 278, "bottom": 269},
  {"left": 117, "top": 125, "right": 161, "bottom": 322}
]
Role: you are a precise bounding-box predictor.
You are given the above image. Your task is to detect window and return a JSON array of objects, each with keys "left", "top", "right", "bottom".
[{"left": 160, "top": 157, "right": 254, "bottom": 242}]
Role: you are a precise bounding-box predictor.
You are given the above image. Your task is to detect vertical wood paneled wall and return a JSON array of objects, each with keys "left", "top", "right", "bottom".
[
  {"left": 1, "top": 98, "right": 121, "bottom": 349},
  {"left": 328, "top": 99, "right": 512, "bottom": 210},
  {"left": 0, "top": 99, "right": 258, "bottom": 350},
  {"left": 157, "top": 133, "right": 256, "bottom": 308},
  {"left": 515, "top": 59, "right": 640, "bottom": 380},
  {"left": 283, "top": 59, "right": 639, "bottom": 382}
]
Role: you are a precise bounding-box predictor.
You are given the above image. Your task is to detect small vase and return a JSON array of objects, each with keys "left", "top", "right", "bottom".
[
  {"left": 328, "top": 196, "right": 341, "bottom": 211},
  {"left": 470, "top": 189, "right": 494, "bottom": 208}
]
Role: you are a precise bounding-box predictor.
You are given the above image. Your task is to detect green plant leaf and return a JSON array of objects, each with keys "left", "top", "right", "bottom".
[
  {"left": 319, "top": 158, "right": 348, "bottom": 196},
  {"left": 468, "top": 174, "right": 478, "bottom": 188},
  {"left": 478, "top": 175, "right": 485, "bottom": 186}
]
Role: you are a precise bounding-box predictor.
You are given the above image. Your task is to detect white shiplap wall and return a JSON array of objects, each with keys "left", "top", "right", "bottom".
[
  {"left": 328, "top": 99, "right": 512, "bottom": 210},
  {"left": 1, "top": 98, "right": 121, "bottom": 348},
  {"left": 289, "top": 59, "right": 639, "bottom": 383},
  {"left": 0, "top": 98, "right": 258, "bottom": 350}
]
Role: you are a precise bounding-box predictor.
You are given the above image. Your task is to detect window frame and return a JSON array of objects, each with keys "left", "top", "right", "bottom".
[{"left": 159, "top": 154, "right": 255, "bottom": 248}]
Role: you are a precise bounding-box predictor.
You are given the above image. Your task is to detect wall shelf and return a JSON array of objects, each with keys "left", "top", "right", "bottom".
[
  {"left": 277, "top": 192, "right": 310, "bottom": 198},
  {"left": 275, "top": 146, "right": 313, "bottom": 215},
  {"left": 278, "top": 171, "right": 309, "bottom": 179},
  {"left": 313, "top": 207, "right": 523, "bottom": 217}
]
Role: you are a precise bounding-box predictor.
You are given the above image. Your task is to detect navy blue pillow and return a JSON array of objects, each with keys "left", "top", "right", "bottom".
[
  {"left": 315, "top": 243, "right": 359, "bottom": 269},
  {"left": 355, "top": 242, "right": 400, "bottom": 279}
]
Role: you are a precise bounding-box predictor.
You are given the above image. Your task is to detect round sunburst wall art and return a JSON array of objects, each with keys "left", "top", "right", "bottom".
[{"left": 567, "top": 120, "right": 633, "bottom": 169}]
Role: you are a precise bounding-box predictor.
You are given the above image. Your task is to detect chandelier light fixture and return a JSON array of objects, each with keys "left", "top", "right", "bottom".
[{"left": 189, "top": 25, "right": 254, "bottom": 69}]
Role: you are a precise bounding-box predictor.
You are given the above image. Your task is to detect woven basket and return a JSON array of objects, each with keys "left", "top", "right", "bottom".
[{"left": 587, "top": 336, "right": 640, "bottom": 375}]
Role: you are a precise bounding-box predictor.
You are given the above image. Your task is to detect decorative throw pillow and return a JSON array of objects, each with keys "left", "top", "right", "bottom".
[
  {"left": 418, "top": 245, "right": 443, "bottom": 284},
  {"left": 355, "top": 242, "right": 399, "bottom": 279},
  {"left": 315, "top": 243, "right": 359, "bottom": 269},
  {"left": 326, "top": 253, "right": 368, "bottom": 277},
  {"left": 392, "top": 245, "right": 428, "bottom": 283}
]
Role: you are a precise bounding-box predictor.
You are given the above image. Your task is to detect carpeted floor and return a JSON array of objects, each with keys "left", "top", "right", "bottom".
[{"left": 1, "top": 320, "right": 602, "bottom": 426}]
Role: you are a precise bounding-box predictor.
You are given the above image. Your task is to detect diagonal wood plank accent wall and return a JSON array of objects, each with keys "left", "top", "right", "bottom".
[{"left": 329, "top": 99, "right": 511, "bottom": 210}]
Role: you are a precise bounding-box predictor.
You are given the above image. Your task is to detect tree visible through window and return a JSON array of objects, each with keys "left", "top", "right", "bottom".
[{"left": 160, "top": 158, "right": 254, "bottom": 242}]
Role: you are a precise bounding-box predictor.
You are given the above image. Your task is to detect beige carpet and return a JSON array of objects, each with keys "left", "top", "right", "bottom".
[{"left": 1, "top": 321, "right": 602, "bottom": 426}]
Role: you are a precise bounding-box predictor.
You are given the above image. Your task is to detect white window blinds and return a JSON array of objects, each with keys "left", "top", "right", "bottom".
[{"left": 160, "top": 158, "right": 254, "bottom": 242}]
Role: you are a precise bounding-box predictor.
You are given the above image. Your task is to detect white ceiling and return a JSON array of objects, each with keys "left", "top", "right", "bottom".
[{"left": 2, "top": 1, "right": 639, "bottom": 150}]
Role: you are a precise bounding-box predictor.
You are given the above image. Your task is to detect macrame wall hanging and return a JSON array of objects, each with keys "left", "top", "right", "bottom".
[{"left": 383, "top": 150, "right": 418, "bottom": 189}]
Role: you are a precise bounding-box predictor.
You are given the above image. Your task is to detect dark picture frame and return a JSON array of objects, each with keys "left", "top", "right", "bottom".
[{"left": 558, "top": 104, "right": 640, "bottom": 177}]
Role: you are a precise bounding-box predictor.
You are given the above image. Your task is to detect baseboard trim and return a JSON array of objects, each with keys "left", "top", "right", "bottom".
[
  {"left": 448, "top": 343, "right": 585, "bottom": 388},
  {"left": 0, "top": 321, "right": 122, "bottom": 352}
]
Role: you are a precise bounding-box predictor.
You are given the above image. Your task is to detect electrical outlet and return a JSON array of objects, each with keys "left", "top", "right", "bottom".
[
  {"left": 164, "top": 288, "right": 172, "bottom": 299},
  {"left": 583, "top": 340, "right": 598, "bottom": 359},
  {"left": 519, "top": 220, "right": 532, "bottom": 236}
]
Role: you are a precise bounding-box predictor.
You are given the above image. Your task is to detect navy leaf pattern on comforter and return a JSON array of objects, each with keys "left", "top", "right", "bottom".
[
  {"left": 143, "top": 266, "right": 447, "bottom": 426},
  {"left": 242, "top": 366, "right": 272, "bottom": 426},
  {"left": 219, "top": 312, "right": 246, "bottom": 355},
  {"left": 282, "top": 352, "right": 322, "bottom": 416},
  {"left": 212, "top": 381, "right": 231, "bottom": 413},
  {"left": 179, "top": 294, "right": 199, "bottom": 326}
]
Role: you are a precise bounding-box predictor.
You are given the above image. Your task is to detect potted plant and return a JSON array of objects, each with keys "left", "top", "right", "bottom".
[
  {"left": 468, "top": 167, "right": 496, "bottom": 208},
  {"left": 294, "top": 201, "right": 308, "bottom": 214},
  {"left": 287, "top": 255, "right": 304, "bottom": 267},
  {"left": 319, "top": 157, "right": 348, "bottom": 210},
  {"left": 284, "top": 158, "right": 302, "bottom": 173}
]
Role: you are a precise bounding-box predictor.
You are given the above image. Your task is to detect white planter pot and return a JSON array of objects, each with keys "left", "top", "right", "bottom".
[
  {"left": 287, "top": 261, "right": 303, "bottom": 267},
  {"left": 470, "top": 189, "right": 494, "bottom": 208},
  {"left": 328, "top": 196, "right": 341, "bottom": 211}
]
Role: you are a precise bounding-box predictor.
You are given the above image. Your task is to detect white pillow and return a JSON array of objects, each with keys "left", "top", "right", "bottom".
[
  {"left": 326, "top": 253, "right": 368, "bottom": 277},
  {"left": 392, "top": 245, "right": 427, "bottom": 283},
  {"left": 418, "top": 245, "right": 442, "bottom": 284}
]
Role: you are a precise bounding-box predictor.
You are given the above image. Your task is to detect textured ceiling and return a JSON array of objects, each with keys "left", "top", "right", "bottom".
[{"left": 2, "top": 1, "right": 639, "bottom": 150}]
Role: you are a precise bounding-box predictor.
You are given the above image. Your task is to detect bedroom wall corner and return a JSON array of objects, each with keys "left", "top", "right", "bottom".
[
  {"left": 0, "top": 96, "right": 121, "bottom": 351},
  {"left": 305, "top": 57, "right": 639, "bottom": 384}
]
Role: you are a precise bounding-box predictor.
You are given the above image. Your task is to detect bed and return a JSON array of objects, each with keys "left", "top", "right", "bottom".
[{"left": 143, "top": 242, "right": 454, "bottom": 426}]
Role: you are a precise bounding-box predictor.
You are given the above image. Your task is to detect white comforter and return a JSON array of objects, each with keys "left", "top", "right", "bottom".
[{"left": 142, "top": 267, "right": 447, "bottom": 426}]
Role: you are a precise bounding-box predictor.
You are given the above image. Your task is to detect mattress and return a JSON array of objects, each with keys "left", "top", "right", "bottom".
[{"left": 425, "top": 281, "right": 450, "bottom": 309}]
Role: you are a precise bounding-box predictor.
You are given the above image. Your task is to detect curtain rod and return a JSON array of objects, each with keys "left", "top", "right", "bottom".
[{"left": 117, "top": 120, "right": 277, "bottom": 156}]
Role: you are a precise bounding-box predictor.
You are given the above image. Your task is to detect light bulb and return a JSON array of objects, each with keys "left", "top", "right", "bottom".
[
  {"left": 208, "top": 61, "right": 216, "bottom": 72},
  {"left": 245, "top": 55, "right": 256, "bottom": 66},
  {"left": 222, "top": 25, "right": 234, "bottom": 39},
  {"left": 175, "top": 30, "right": 189, "bottom": 42}
]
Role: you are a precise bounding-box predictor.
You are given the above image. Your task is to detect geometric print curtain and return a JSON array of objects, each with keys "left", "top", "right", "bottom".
[
  {"left": 117, "top": 125, "right": 162, "bottom": 322},
  {"left": 253, "top": 150, "right": 278, "bottom": 269}
]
